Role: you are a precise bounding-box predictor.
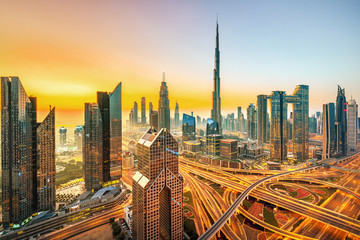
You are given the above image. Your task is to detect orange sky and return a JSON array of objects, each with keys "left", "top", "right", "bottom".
[{"left": 1, "top": 1, "right": 359, "bottom": 125}]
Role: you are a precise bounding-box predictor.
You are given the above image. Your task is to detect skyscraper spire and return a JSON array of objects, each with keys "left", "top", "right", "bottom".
[{"left": 211, "top": 18, "right": 222, "bottom": 134}]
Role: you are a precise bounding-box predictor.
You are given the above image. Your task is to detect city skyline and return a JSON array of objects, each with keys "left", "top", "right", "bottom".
[{"left": 1, "top": 1, "right": 360, "bottom": 125}]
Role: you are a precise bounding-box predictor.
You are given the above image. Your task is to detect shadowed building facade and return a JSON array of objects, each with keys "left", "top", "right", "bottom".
[
  {"left": 84, "top": 83, "right": 122, "bottom": 191},
  {"left": 132, "top": 127, "right": 183, "bottom": 240},
  {"left": 257, "top": 95, "right": 268, "bottom": 144},
  {"left": 323, "top": 103, "right": 336, "bottom": 159},
  {"left": 335, "top": 85, "right": 347, "bottom": 155},
  {"left": 1, "top": 76, "right": 55, "bottom": 228}
]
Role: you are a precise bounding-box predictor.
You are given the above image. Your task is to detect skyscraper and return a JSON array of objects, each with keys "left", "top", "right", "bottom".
[
  {"left": 347, "top": 99, "right": 358, "bottom": 151},
  {"left": 141, "top": 97, "right": 146, "bottom": 124},
  {"left": 237, "top": 107, "right": 242, "bottom": 132},
  {"left": 211, "top": 20, "right": 222, "bottom": 134},
  {"left": 247, "top": 103, "right": 257, "bottom": 140},
  {"left": 323, "top": 103, "right": 336, "bottom": 159},
  {"left": 150, "top": 110, "right": 159, "bottom": 131},
  {"left": 132, "top": 127, "right": 183, "bottom": 240},
  {"left": 257, "top": 95, "right": 268, "bottom": 144},
  {"left": 158, "top": 74, "right": 170, "bottom": 131},
  {"left": 288, "top": 85, "right": 309, "bottom": 161},
  {"left": 133, "top": 101, "right": 138, "bottom": 125},
  {"left": 174, "top": 102, "right": 179, "bottom": 129},
  {"left": 149, "top": 102, "right": 153, "bottom": 125},
  {"left": 109, "top": 83, "right": 122, "bottom": 183},
  {"left": 74, "top": 125, "right": 84, "bottom": 151},
  {"left": 1, "top": 76, "right": 55, "bottom": 227},
  {"left": 36, "top": 107, "right": 56, "bottom": 212},
  {"left": 335, "top": 85, "right": 347, "bottom": 155},
  {"left": 84, "top": 83, "right": 122, "bottom": 191},
  {"left": 269, "top": 91, "right": 288, "bottom": 162},
  {"left": 59, "top": 126, "right": 67, "bottom": 147},
  {"left": 182, "top": 113, "right": 196, "bottom": 141}
]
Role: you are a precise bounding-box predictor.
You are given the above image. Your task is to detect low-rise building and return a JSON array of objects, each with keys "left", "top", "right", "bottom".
[{"left": 220, "top": 139, "right": 238, "bottom": 160}]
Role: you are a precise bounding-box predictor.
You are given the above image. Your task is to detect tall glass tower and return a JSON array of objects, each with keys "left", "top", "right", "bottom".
[
  {"left": 132, "top": 127, "right": 183, "bottom": 240},
  {"left": 158, "top": 74, "right": 170, "bottom": 131},
  {"left": 141, "top": 97, "right": 146, "bottom": 124},
  {"left": 247, "top": 103, "right": 257, "bottom": 141},
  {"left": 1, "top": 76, "right": 55, "bottom": 228},
  {"left": 288, "top": 85, "right": 309, "bottom": 161},
  {"left": 174, "top": 102, "right": 180, "bottom": 129},
  {"left": 211, "top": 20, "right": 222, "bottom": 134},
  {"left": 84, "top": 82, "right": 122, "bottom": 191},
  {"left": 269, "top": 91, "right": 288, "bottom": 162},
  {"left": 257, "top": 95, "right": 268, "bottom": 144},
  {"left": 182, "top": 113, "right": 196, "bottom": 141},
  {"left": 335, "top": 85, "right": 347, "bottom": 155},
  {"left": 322, "top": 103, "right": 336, "bottom": 159}
]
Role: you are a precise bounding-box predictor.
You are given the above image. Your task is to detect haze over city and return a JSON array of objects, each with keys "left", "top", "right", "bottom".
[
  {"left": 1, "top": 0, "right": 359, "bottom": 125},
  {"left": 1, "top": 1, "right": 360, "bottom": 240}
]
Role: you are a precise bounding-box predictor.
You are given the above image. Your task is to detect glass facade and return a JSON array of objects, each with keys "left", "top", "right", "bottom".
[
  {"left": 84, "top": 82, "right": 122, "bottom": 190},
  {"left": 257, "top": 95, "right": 268, "bottom": 143},
  {"left": 322, "top": 103, "right": 336, "bottom": 159},
  {"left": 110, "top": 83, "right": 122, "bottom": 183},
  {"left": 206, "top": 118, "right": 219, "bottom": 135},
  {"left": 247, "top": 103, "right": 257, "bottom": 140},
  {"left": 141, "top": 97, "right": 146, "bottom": 124},
  {"left": 269, "top": 91, "right": 288, "bottom": 162},
  {"left": 288, "top": 85, "right": 309, "bottom": 161},
  {"left": 1, "top": 76, "right": 55, "bottom": 227},
  {"left": 335, "top": 85, "right": 347, "bottom": 155},
  {"left": 206, "top": 134, "right": 223, "bottom": 156},
  {"left": 37, "top": 108, "right": 55, "bottom": 212},
  {"left": 84, "top": 103, "right": 104, "bottom": 190},
  {"left": 182, "top": 113, "right": 196, "bottom": 142}
]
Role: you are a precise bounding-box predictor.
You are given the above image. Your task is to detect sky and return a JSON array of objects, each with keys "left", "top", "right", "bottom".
[{"left": 1, "top": 0, "right": 359, "bottom": 125}]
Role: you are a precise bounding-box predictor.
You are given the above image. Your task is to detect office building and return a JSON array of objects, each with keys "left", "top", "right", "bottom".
[
  {"left": 182, "top": 113, "right": 196, "bottom": 141},
  {"left": 59, "top": 126, "right": 67, "bottom": 147},
  {"left": 211, "top": 20, "right": 222, "bottom": 134},
  {"left": 288, "top": 85, "right": 309, "bottom": 161},
  {"left": 322, "top": 103, "right": 336, "bottom": 159},
  {"left": 206, "top": 134, "right": 223, "bottom": 156},
  {"left": 133, "top": 101, "right": 138, "bottom": 125},
  {"left": 183, "top": 141, "right": 202, "bottom": 154},
  {"left": 347, "top": 99, "right": 358, "bottom": 151},
  {"left": 309, "top": 115, "right": 317, "bottom": 133},
  {"left": 206, "top": 118, "right": 219, "bottom": 135},
  {"left": 132, "top": 127, "right": 183, "bottom": 240},
  {"left": 335, "top": 85, "right": 347, "bottom": 155},
  {"left": 141, "top": 97, "right": 146, "bottom": 124},
  {"left": 220, "top": 139, "right": 238, "bottom": 160},
  {"left": 149, "top": 102, "right": 153, "bottom": 125},
  {"left": 150, "top": 110, "right": 159, "bottom": 131},
  {"left": 257, "top": 95, "right": 268, "bottom": 144},
  {"left": 269, "top": 91, "right": 288, "bottom": 162},
  {"left": 247, "top": 103, "right": 257, "bottom": 140},
  {"left": 237, "top": 107, "right": 242, "bottom": 132},
  {"left": 158, "top": 74, "right": 170, "bottom": 131},
  {"left": 36, "top": 108, "right": 56, "bottom": 212},
  {"left": 74, "top": 125, "right": 84, "bottom": 151},
  {"left": 84, "top": 83, "right": 122, "bottom": 191},
  {"left": 174, "top": 102, "right": 179, "bottom": 129},
  {"left": 1, "top": 76, "right": 55, "bottom": 227}
]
